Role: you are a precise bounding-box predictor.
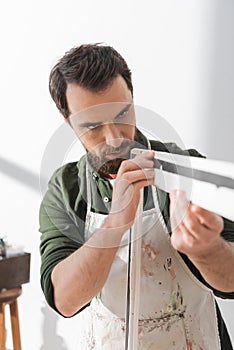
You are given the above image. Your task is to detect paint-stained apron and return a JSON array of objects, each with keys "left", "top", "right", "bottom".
[{"left": 78, "top": 163, "right": 221, "bottom": 350}]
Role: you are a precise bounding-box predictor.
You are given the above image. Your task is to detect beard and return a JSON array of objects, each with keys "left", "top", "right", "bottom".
[
  {"left": 89, "top": 157, "right": 125, "bottom": 175},
  {"left": 86, "top": 129, "right": 146, "bottom": 175}
]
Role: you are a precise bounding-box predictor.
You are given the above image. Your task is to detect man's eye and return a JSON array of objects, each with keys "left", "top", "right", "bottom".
[
  {"left": 87, "top": 124, "right": 101, "bottom": 130},
  {"left": 116, "top": 110, "right": 129, "bottom": 120}
]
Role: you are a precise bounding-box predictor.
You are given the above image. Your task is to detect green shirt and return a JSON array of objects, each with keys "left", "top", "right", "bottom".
[{"left": 39, "top": 131, "right": 234, "bottom": 349}]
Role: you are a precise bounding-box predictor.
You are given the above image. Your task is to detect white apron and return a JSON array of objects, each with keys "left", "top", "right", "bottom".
[{"left": 78, "top": 162, "right": 221, "bottom": 350}]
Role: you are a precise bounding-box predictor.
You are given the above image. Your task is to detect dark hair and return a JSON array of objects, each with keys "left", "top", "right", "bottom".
[{"left": 49, "top": 43, "right": 133, "bottom": 118}]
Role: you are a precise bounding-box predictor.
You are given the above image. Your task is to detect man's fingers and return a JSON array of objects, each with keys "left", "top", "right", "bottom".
[
  {"left": 110, "top": 174, "right": 155, "bottom": 217},
  {"left": 117, "top": 151, "right": 155, "bottom": 175},
  {"left": 169, "top": 190, "right": 190, "bottom": 232},
  {"left": 190, "top": 204, "right": 224, "bottom": 232},
  {"left": 121, "top": 168, "right": 155, "bottom": 184},
  {"left": 113, "top": 169, "right": 155, "bottom": 199},
  {"left": 170, "top": 190, "right": 224, "bottom": 255},
  {"left": 182, "top": 213, "right": 211, "bottom": 242},
  {"left": 109, "top": 150, "right": 155, "bottom": 228}
]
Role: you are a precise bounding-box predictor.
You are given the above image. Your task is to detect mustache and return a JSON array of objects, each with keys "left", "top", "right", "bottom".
[{"left": 103, "top": 140, "right": 133, "bottom": 156}]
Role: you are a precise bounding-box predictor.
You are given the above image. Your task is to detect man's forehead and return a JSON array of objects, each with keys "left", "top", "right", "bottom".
[{"left": 66, "top": 76, "right": 133, "bottom": 117}]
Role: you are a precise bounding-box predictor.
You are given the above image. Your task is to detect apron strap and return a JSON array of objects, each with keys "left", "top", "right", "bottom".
[{"left": 85, "top": 162, "right": 92, "bottom": 213}]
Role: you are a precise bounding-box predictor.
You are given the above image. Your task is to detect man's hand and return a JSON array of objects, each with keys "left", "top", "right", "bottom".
[
  {"left": 169, "top": 190, "right": 224, "bottom": 259},
  {"left": 105, "top": 150, "right": 155, "bottom": 232},
  {"left": 169, "top": 190, "right": 234, "bottom": 293}
]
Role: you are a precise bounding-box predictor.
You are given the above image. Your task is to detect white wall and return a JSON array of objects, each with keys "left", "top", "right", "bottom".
[{"left": 0, "top": 0, "right": 233, "bottom": 348}]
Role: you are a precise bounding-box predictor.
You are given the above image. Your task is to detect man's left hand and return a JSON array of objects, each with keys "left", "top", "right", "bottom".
[{"left": 169, "top": 190, "right": 224, "bottom": 259}]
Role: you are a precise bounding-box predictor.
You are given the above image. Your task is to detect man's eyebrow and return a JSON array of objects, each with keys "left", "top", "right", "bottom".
[
  {"left": 78, "top": 121, "right": 102, "bottom": 128},
  {"left": 77, "top": 103, "right": 132, "bottom": 127},
  {"left": 114, "top": 103, "right": 131, "bottom": 120}
]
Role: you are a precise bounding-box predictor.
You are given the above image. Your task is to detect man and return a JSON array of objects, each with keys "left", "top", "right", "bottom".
[{"left": 40, "top": 44, "right": 234, "bottom": 349}]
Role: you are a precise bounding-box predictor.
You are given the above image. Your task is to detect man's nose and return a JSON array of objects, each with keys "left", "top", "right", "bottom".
[{"left": 104, "top": 123, "right": 123, "bottom": 148}]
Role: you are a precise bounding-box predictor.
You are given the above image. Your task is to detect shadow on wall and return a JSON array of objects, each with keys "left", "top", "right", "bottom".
[
  {"left": 0, "top": 156, "right": 47, "bottom": 193},
  {"left": 40, "top": 304, "right": 68, "bottom": 350}
]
